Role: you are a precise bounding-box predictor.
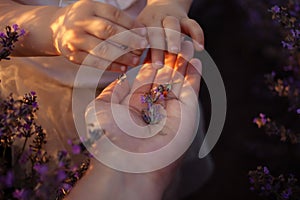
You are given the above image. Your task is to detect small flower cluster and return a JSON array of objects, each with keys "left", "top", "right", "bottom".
[
  {"left": 0, "top": 92, "right": 92, "bottom": 200},
  {"left": 270, "top": 3, "right": 300, "bottom": 53},
  {"left": 265, "top": 71, "right": 300, "bottom": 114},
  {"left": 0, "top": 91, "right": 40, "bottom": 149},
  {"left": 249, "top": 166, "right": 300, "bottom": 200},
  {"left": 0, "top": 24, "right": 25, "bottom": 61},
  {"left": 253, "top": 113, "right": 300, "bottom": 144},
  {"left": 140, "top": 84, "right": 171, "bottom": 124},
  {"left": 240, "top": 0, "right": 300, "bottom": 199},
  {"left": 265, "top": 2, "right": 300, "bottom": 114}
]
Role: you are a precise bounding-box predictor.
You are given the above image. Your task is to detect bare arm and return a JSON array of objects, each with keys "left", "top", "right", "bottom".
[
  {"left": 0, "top": 0, "right": 60, "bottom": 56},
  {"left": 0, "top": 0, "right": 148, "bottom": 71},
  {"left": 65, "top": 158, "right": 166, "bottom": 200}
]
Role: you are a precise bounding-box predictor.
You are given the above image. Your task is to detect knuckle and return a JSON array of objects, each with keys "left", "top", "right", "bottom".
[
  {"left": 103, "top": 23, "right": 116, "bottom": 38},
  {"left": 112, "top": 8, "right": 122, "bottom": 21}
]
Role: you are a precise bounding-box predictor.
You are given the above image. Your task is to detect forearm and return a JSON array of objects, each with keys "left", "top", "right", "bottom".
[
  {"left": 0, "top": 0, "right": 61, "bottom": 56},
  {"left": 147, "top": 0, "right": 193, "bottom": 12},
  {"left": 65, "top": 158, "right": 166, "bottom": 200}
]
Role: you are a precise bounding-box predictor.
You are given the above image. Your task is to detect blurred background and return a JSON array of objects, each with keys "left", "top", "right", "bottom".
[{"left": 185, "top": 0, "right": 300, "bottom": 199}]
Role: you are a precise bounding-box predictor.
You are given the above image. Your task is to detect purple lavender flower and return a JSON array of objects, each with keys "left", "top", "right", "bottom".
[
  {"left": 57, "top": 170, "right": 67, "bottom": 182},
  {"left": 159, "top": 94, "right": 165, "bottom": 100},
  {"left": 271, "top": 71, "right": 276, "bottom": 77},
  {"left": 23, "top": 123, "right": 30, "bottom": 131},
  {"left": 263, "top": 166, "right": 270, "bottom": 174},
  {"left": 253, "top": 113, "right": 269, "bottom": 128},
  {"left": 281, "top": 41, "right": 294, "bottom": 50},
  {"left": 272, "top": 5, "right": 280, "bottom": 13},
  {"left": 0, "top": 32, "right": 5, "bottom": 38},
  {"left": 19, "top": 29, "right": 25, "bottom": 36},
  {"left": 12, "top": 24, "right": 19, "bottom": 31},
  {"left": 72, "top": 144, "right": 81, "bottom": 154},
  {"left": 32, "top": 101, "right": 38, "bottom": 108},
  {"left": 33, "top": 164, "right": 48, "bottom": 175},
  {"left": 5, "top": 171, "right": 14, "bottom": 187},
  {"left": 141, "top": 95, "right": 146, "bottom": 104},
  {"left": 265, "top": 183, "right": 272, "bottom": 190},
  {"left": 13, "top": 189, "right": 26, "bottom": 199},
  {"left": 62, "top": 183, "right": 72, "bottom": 191},
  {"left": 282, "top": 188, "right": 292, "bottom": 199}
]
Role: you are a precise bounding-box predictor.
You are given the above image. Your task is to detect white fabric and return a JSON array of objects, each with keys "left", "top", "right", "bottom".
[{"left": 1, "top": 0, "right": 213, "bottom": 199}]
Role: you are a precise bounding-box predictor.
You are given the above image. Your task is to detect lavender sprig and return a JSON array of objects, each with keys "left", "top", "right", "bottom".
[
  {"left": 0, "top": 24, "right": 25, "bottom": 61},
  {"left": 140, "top": 84, "right": 171, "bottom": 124},
  {"left": 253, "top": 113, "right": 300, "bottom": 144},
  {"left": 0, "top": 92, "right": 93, "bottom": 200},
  {"left": 249, "top": 166, "right": 300, "bottom": 200}
]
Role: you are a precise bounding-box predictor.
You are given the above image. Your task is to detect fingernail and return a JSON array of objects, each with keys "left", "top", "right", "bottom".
[
  {"left": 170, "top": 46, "right": 179, "bottom": 53},
  {"left": 153, "top": 61, "right": 163, "bottom": 69},
  {"left": 132, "top": 56, "right": 139, "bottom": 65},
  {"left": 140, "top": 39, "right": 148, "bottom": 49},
  {"left": 195, "top": 43, "right": 204, "bottom": 51}
]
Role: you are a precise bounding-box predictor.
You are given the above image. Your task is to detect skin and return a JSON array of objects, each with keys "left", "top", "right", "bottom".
[
  {"left": 138, "top": 0, "right": 205, "bottom": 68},
  {"left": 0, "top": 0, "right": 148, "bottom": 71},
  {"left": 66, "top": 41, "right": 202, "bottom": 199},
  {"left": 0, "top": 0, "right": 204, "bottom": 71},
  {"left": 0, "top": 1, "right": 205, "bottom": 198}
]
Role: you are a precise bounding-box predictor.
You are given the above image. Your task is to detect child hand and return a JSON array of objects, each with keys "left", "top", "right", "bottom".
[
  {"left": 137, "top": 1, "right": 204, "bottom": 68},
  {"left": 52, "top": 0, "right": 148, "bottom": 71}
]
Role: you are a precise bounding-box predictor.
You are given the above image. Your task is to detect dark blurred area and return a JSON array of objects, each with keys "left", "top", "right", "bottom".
[{"left": 186, "top": 0, "right": 300, "bottom": 199}]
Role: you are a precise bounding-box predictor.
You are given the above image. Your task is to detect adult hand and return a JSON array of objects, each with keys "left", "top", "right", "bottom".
[
  {"left": 137, "top": 0, "right": 204, "bottom": 69},
  {"left": 52, "top": 0, "right": 148, "bottom": 72},
  {"left": 85, "top": 40, "right": 202, "bottom": 189},
  {"left": 68, "top": 41, "right": 202, "bottom": 200}
]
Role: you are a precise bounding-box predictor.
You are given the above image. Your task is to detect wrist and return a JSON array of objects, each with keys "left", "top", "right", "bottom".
[
  {"left": 11, "top": 4, "right": 61, "bottom": 56},
  {"left": 51, "top": 6, "right": 68, "bottom": 55},
  {"left": 85, "top": 158, "right": 166, "bottom": 200}
]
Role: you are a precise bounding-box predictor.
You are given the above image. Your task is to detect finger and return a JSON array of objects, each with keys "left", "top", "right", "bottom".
[
  {"left": 129, "top": 63, "right": 157, "bottom": 94},
  {"left": 153, "top": 52, "right": 177, "bottom": 86},
  {"left": 84, "top": 17, "right": 148, "bottom": 50},
  {"left": 180, "top": 18, "right": 204, "bottom": 51},
  {"left": 96, "top": 77, "right": 131, "bottom": 104},
  {"left": 148, "top": 26, "right": 166, "bottom": 69},
  {"left": 68, "top": 50, "right": 126, "bottom": 72},
  {"left": 93, "top": 2, "right": 147, "bottom": 36},
  {"left": 73, "top": 37, "right": 141, "bottom": 67},
  {"left": 163, "top": 16, "right": 181, "bottom": 54},
  {"left": 179, "top": 58, "right": 202, "bottom": 104},
  {"left": 171, "top": 40, "right": 194, "bottom": 98}
]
